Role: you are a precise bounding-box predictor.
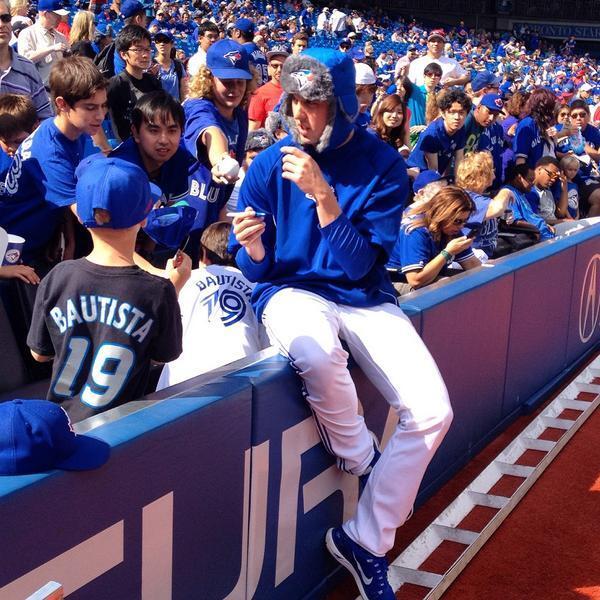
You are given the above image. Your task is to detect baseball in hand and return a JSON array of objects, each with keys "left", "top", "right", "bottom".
[{"left": 218, "top": 155, "right": 240, "bottom": 178}]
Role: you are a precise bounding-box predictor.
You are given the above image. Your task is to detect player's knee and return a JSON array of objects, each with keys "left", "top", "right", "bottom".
[{"left": 288, "top": 337, "right": 347, "bottom": 379}]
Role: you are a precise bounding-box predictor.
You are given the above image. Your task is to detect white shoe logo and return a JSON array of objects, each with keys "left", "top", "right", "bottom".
[{"left": 353, "top": 553, "right": 373, "bottom": 585}]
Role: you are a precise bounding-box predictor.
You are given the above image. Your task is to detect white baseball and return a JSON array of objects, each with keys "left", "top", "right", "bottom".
[{"left": 219, "top": 155, "right": 240, "bottom": 178}]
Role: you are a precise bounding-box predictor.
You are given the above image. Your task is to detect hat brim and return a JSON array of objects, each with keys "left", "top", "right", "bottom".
[
  {"left": 267, "top": 51, "right": 289, "bottom": 60},
  {"left": 54, "top": 434, "right": 110, "bottom": 471},
  {"left": 428, "top": 35, "right": 444, "bottom": 42},
  {"left": 52, "top": 9, "right": 70, "bottom": 15},
  {"left": 210, "top": 68, "right": 253, "bottom": 80}
]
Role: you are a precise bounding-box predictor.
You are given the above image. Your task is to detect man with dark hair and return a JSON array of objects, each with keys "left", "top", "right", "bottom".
[
  {"left": 107, "top": 25, "right": 162, "bottom": 141},
  {"left": 569, "top": 99, "right": 600, "bottom": 216},
  {"left": 0, "top": 93, "right": 38, "bottom": 159},
  {"left": 0, "top": 56, "right": 108, "bottom": 265},
  {"left": 407, "top": 88, "right": 471, "bottom": 177},
  {"left": 187, "top": 20, "right": 219, "bottom": 77},
  {"left": 290, "top": 31, "right": 309, "bottom": 55},
  {"left": 0, "top": 0, "right": 51, "bottom": 119},
  {"left": 231, "top": 17, "right": 268, "bottom": 85}
]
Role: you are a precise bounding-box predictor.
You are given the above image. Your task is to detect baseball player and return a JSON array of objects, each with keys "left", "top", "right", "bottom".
[{"left": 230, "top": 48, "right": 453, "bottom": 599}]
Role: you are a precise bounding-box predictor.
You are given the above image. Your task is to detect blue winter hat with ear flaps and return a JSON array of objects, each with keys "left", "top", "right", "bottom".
[{"left": 279, "top": 48, "right": 359, "bottom": 153}]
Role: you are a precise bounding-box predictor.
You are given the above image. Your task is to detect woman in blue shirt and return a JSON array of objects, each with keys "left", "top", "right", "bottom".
[
  {"left": 513, "top": 88, "right": 557, "bottom": 169},
  {"left": 392, "top": 186, "right": 480, "bottom": 289}
]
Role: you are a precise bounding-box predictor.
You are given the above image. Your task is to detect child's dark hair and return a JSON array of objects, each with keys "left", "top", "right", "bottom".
[
  {"left": 505, "top": 161, "right": 532, "bottom": 182},
  {"left": 0, "top": 94, "right": 37, "bottom": 138},
  {"left": 116, "top": 24, "right": 152, "bottom": 54},
  {"left": 131, "top": 90, "right": 185, "bottom": 131},
  {"left": 200, "top": 221, "right": 235, "bottom": 266},
  {"left": 438, "top": 87, "right": 472, "bottom": 113},
  {"left": 535, "top": 155, "right": 560, "bottom": 170},
  {"left": 49, "top": 56, "right": 108, "bottom": 107}
]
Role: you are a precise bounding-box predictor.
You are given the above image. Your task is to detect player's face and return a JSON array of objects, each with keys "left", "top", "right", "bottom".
[
  {"left": 0, "top": 130, "right": 31, "bottom": 156},
  {"left": 268, "top": 58, "right": 284, "bottom": 84},
  {"left": 474, "top": 105, "right": 497, "bottom": 127},
  {"left": 66, "top": 89, "right": 108, "bottom": 136},
  {"left": 212, "top": 77, "right": 247, "bottom": 114},
  {"left": 290, "top": 95, "right": 330, "bottom": 146},
  {"left": 132, "top": 116, "right": 181, "bottom": 167},
  {"left": 442, "top": 102, "right": 467, "bottom": 134},
  {"left": 382, "top": 106, "right": 403, "bottom": 129}
]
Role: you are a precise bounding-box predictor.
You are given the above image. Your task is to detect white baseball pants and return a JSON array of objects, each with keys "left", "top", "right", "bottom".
[{"left": 262, "top": 287, "right": 453, "bottom": 556}]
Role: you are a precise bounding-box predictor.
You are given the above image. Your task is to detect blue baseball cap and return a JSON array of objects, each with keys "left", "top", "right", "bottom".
[
  {"left": 471, "top": 70, "right": 501, "bottom": 92},
  {"left": 413, "top": 170, "right": 445, "bottom": 194},
  {"left": 143, "top": 205, "right": 197, "bottom": 249},
  {"left": 479, "top": 93, "right": 505, "bottom": 112},
  {"left": 76, "top": 158, "right": 153, "bottom": 229},
  {"left": 37, "top": 0, "right": 69, "bottom": 15},
  {"left": 234, "top": 17, "right": 255, "bottom": 34},
  {"left": 207, "top": 39, "right": 252, "bottom": 80},
  {"left": 121, "top": 0, "right": 144, "bottom": 18},
  {"left": 154, "top": 29, "right": 174, "bottom": 42},
  {"left": 0, "top": 400, "right": 110, "bottom": 475}
]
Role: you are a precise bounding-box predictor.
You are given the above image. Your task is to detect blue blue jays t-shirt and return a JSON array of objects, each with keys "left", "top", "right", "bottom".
[
  {"left": 0, "top": 148, "right": 11, "bottom": 178},
  {"left": 465, "top": 191, "right": 497, "bottom": 257},
  {"left": 567, "top": 181, "right": 579, "bottom": 218},
  {"left": 389, "top": 222, "right": 474, "bottom": 272},
  {"left": 407, "top": 118, "right": 466, "bottom": 175},
  {"left": 478, "top": 121, "right": 504, "bottom": 188},
  {"left": 0, "top": 118, "right": 87, "bottom": 261},
  {"left": 230, "top": 127, "right": 409, "bottom": 320},
  {"left": 579, "top": 124, "right": 600, "bottom": 182},
  {"left": 513, "top": 116, "right": 544, "bottom": 169}
]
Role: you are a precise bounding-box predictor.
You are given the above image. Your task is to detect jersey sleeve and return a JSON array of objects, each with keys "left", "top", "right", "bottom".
[
  {"left": 418, "top": 126, "right": 440, "bottom": 154},
  {"left": 399, "top": 227, "right": 434, "bottom": 273},
  {"left": 42, "top": 140, "right": 81, "bottom": 207},
  {"left": 26, "top": 275, "right": 54, "bottom": 356},
  {"left": 513, "top": 119, "right": 534, "bottom": 161},
  {"left": 183, "top": 100, "right": 221, "bottom": 160},
  {"left": 148, "top": 280, "right": 184, "bottom": 363}
]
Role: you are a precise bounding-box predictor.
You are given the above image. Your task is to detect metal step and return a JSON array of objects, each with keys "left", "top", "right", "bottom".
[{"left": 365, "top": 356, "right": 600, "bottom": 600}]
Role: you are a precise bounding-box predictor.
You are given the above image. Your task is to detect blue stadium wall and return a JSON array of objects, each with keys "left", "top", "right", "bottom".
[{"left": 0, "top": 226, "right": 599, "bottom": 599}]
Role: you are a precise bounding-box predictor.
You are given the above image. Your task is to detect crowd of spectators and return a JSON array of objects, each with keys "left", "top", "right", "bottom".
[{"left": 0, "top": 0, "right": 599, "bottom": 420}]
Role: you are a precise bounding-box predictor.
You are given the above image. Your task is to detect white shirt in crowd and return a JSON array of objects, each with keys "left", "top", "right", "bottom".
[
  {"left": 187, "top": 47, "right": 207, "bottom": 78},
  {"left": 329, "top": 9, "right": 347, "bottom": 33},
  {"left": 408, "top": 54, "right": 468, "bottom": 87},
  {"left": 156, "top": 264, "right": 265, "bottom": 390},
  {"left": 17, "top": 21, "right": 68, "bottom": 86}
]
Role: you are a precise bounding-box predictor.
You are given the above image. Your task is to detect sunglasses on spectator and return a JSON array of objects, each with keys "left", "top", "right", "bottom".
[
  {"left": 542, "top": 167, "right": 559, "bottom": 178},
  {"left": 424, "top": 72, "right": 441, "bottom": 78},
  {"left": 558, "top": 111, "right": 570, "bottom": 117},
  {"left": 453, "top": 217, "right": 468, "bottom": 225},
  {"left": 0, "top": 13, "right": 11, "bottom": 23},
  {"left": 570, "top": 111, "right": 588, "bottom": 118}
]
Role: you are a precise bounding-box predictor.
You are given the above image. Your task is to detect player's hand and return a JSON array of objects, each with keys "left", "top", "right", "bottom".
[
  {"left": 166, "top": 251, "right": 192, "bottom": 295},
  {"left": 445, "top": 236, "right": 473, "bottom": 255},
  {"left": 232, "top": 207, "right": 266, "bottom": 262},
  {"left": 281, "top": 146, "right": 331, "bottom": 199},
  {"left": 0, "top": 264, "right": 40, "bottom": 284}
]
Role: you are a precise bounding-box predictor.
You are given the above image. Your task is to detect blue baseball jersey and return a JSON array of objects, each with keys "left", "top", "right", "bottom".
[
  {"left": 389, "top": 222, "right": 475, "bottom": 272},
  {"left": 579, "top": 124, "right": 600, "bottom": 182},
  {"left": 513, "top": 116, "right": 544, "bottom": 169},
  {"left": 464, "top": 191, "right": 497, "bottom": 257},
  {"left": 230, "top": 127, "right": 409, "bottom": 320},
  {"left": 0, "top": 118, "right": 87, "bottom": 261},
  {"left": 0, "top": 148, "right": 11, "bottom": 178},
  {"left": 503, "top": 184, "right": 554, "bottom": 240},
  {"left": 567, "top": 181, "right": 579, "bottom": 218},
  {"left": 407, "top": 118, "right": 466, "bottom": 175},
  {"left": 243, "top": 41, "right": 268, "bottom": 86}
]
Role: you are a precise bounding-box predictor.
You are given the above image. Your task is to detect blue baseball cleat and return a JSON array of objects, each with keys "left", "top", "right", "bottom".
[{"left": 325, "top": 527, "right": 395, "bottom": 599}]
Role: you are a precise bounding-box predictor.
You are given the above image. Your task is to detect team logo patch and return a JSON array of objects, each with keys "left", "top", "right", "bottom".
[
  {"left": 4, "top": 249, "right": 20, "bottom": 264},
  {"left": 224, "top": 50, "right": 242, "bottom": 65},
  {"left": 290, "top": 69, "right": 314, "bottom": 91},
  {"left": 494, "top": 98, "right": 504, "bottom": 109}
]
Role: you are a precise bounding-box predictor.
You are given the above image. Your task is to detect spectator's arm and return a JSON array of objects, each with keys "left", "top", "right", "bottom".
[
  {"left": 404, "top": 253, "right": 446, "bottom": 288},
  {"left": 486, "top": 188, "right": 512, "bottom": 219},
  {"left": 453, "top": 148, "right": 464, "bottom": 176},
  {"left": 30, "top": 350, "right": 54, "bottom": 362},
  {"left": 459, "top": 255, "right": 481, "bottom": 270},
  {"left": 554, "top": 174, "right": 570, "bottom": 220},
  {"left": 584, "top": 143, "right": 600, "bottom": 162}
]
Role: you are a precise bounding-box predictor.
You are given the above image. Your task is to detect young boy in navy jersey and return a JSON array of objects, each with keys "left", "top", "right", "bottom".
[
  {"left": 407, "top": 88, "right": 471, "bottom": 178},
  {"left": 27, "top": 158, "right": 190, "bottom": 423},
  {"left": 0, "top": 56, "right": 107, "bottom": 267}
]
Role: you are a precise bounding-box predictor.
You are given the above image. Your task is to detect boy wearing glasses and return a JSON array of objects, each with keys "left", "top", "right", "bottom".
[{"left": 107, "top": 25, "right": 161, "bottom": 142}]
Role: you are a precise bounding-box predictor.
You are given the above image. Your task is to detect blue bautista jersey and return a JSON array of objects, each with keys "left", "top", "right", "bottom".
[
  {"left": 230, "top": 128, "right": 409, "bottom": 320},
  {"left": 407, "top": 118, "right": 466, "bottom": 175},
  {"left": 0, "top": 118, "right": 86, "bottom": 262},
  {"left": 243, "top": 42, "right": 268, "bottom": 86}
]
